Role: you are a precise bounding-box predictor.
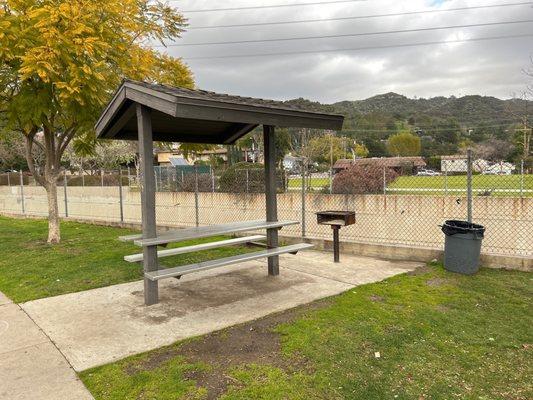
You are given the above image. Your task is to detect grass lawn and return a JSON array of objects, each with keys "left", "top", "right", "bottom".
[
  {"left": 0, "top": 216, "right": 250, "bottom": 303},
  {"left": 80, "top": 264, "right": 532, "bottom": 400},
  {"left": 288, "top": 174, "right": 532, "bottom": 196},
  {"left": 388, "top": 175, "right": 533, "bottom": 197},
  {"left": 288, "top": 177, "right": 330, "bottom": 189}
]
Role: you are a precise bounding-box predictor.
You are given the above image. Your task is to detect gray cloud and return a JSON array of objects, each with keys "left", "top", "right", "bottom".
[{"left": 160, "top": 0, "right": 533, "bottom": 103}]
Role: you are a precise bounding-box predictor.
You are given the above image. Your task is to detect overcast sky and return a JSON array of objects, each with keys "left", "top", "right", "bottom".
[{"left": 157, "top": 0, "right": 533, "bottom": 103}]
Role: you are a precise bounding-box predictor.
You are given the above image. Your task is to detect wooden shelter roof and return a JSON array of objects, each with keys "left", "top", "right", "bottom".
[{"left": 95, "top": 80, "right": 344, "bottom": 144}]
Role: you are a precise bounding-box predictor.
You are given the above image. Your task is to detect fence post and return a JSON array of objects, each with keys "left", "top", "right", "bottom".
[
  {"left": 246, "top": 168, "right": 249, "bottom": 193},
  {"left": 194, "top": 166, "right": 199, "bottom": 227},
  {"left": 329, "top": 169, "right": 333, "bottom": 194},
  {"left": 382, "top": 166, "right": 387, "bottom": 195},
  {"left": 119, "top": 168, "right": 124, "bottom": 223},
  {"left": 100, "top": 169, "right": 104, "bottom": 187},
  {"left": 520, "top": 159, "right": 524, "bottom": 198},
  {"left": 301, "top": 162, "right": 306, "bottom": 238},
  {"left": 211, "top": 168, "right": 215, "bottom": 193},
  {"left": 7, "top": 172, "right": 10, "bottom": 187},
  {"left": 444, "top": 163, "right": 448, "bottom": 196},
  {"left": 63, "top": 172, "right": 68, "bottom": 217},
  {"left": 466, "top": 149, "right": 473, "bottom": 223},
  {"left": 19, "top": 170, "right": 25, "bottom": 214}
]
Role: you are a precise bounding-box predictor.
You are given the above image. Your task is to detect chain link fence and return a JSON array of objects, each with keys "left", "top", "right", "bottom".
[{"left": 0, "top": 155, "right": 531, "bottom": 258}]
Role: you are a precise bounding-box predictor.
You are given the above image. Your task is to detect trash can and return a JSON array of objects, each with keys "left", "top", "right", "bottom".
[{"left": 441, "top": 220, "right": 485, "bottom": 275}]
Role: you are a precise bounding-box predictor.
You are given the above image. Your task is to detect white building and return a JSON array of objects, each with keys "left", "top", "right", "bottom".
[
  {"left": 441, "top": 155, "right": 467, "bottom": 173},
  {"left": 283, "top": 155, "right": 302, "bottom": 172},
  {"left": 441, "top": 155, "right": 515, "bottom": 174},
  {"left": 484, "top": 162, "right": 515, "bottom": 175}
]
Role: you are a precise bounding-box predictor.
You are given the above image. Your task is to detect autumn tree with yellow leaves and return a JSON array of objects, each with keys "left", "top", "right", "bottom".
[{"left": 0, "top": 0, "right": 194, "bottom": 243}]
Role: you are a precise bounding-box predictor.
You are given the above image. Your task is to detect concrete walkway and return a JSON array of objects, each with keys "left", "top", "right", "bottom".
[
  {"left": 0, "top": 291, "right": 93, "bottom": 400},
  {"left": 21, "top": 251, "right": 422, "bottom": 372}
]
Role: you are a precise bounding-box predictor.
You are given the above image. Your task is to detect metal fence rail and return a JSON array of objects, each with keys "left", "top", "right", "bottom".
[{"left": 0, "top": 156, "right": 531, "bottom": 258}]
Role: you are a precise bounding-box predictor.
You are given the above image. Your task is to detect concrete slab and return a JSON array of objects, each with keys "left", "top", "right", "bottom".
[
  {"left": 0, "top": 291, "right": 93, "bottom": 400},
  {"left": 0, "top": 291, "right": 12, "bottom": 306},
  {"left": 276, "top": 251, "right": 423, "bottom": 285},
  {"left": 0, "top": 303, "right": 48, "bottom": 354},
  {"left": 0, "top": 342, "right": 93, "bottom": 400},
  {"left": 21, "top": 250, "right": 419, "bottom": 372}
]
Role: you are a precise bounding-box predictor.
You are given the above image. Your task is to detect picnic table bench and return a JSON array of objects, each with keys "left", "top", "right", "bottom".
[{"left": 122, "top": 220, "right": 312, "bottom": 281}]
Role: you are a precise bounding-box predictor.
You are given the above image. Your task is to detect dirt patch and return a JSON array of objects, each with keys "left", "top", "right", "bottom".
[
  {"left": 426, "top": 278, "right": 448, "bottom": 287},
  {"left": 369, "top": 294, "right": 384, "bottom": 302},
  {"left": 407, "top": 265, "right": 434, "bottom": 276},
  {"left": 125, "top": 298, "right": 331, "bottom": 399},
  {"left": 435, "top": 304, "right": 450, "bottom": 313},
  {"left": 129, "top": 269, "right": 314, "bottom": 325}
]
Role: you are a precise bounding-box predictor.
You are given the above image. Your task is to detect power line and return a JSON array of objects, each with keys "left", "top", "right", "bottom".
[
  {"left": 160, "top": 20, "right": 533, "bottom": 47},
  {"left": 341, "top": 120, "right": 527, "bottom": 129},
  {"left": 178, "top": 0, "right": 369, "bottom": 13},
  {"left": 185, "top": 2, "right": 533, "bottom": 30},
  {"left": 343, "top": 117, "right": 533, "bottom": 125},
  {"left": 176, "top": 33, "right": 533, "bottom": 60},
  {"left": 342, "top": 124, "right": 519, "bottom": 133},
  {"left": 341, "top": 114, "right": 533, "bottom": 123}
]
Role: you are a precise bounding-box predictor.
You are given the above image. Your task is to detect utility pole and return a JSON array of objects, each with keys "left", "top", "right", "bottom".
[
  {"left": 518, "top": 116, "right": 531, "bottom": 160},
  {"left": 329, "top": 132, "right": 334, "bottom": 193}
]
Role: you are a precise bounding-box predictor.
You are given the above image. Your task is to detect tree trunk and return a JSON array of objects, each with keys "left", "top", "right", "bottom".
[
  {"left": 45, "top": 179, "right": 61, "bottom": 244},
  {"left": 23, "top": 127, "right": 72, "bottom": 245}
]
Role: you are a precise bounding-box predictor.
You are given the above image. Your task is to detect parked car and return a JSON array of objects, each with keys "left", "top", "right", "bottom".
[
  {"left": 482, "top": 169, "right": 511, "bottom": 175},
  {"left": 417, "top": 169, "right": 441, "bottom": 176}
]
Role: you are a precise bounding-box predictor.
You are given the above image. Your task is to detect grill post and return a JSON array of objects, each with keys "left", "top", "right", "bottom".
[{"left": 332, "top": 225, "right": 340, "bottom": 263}]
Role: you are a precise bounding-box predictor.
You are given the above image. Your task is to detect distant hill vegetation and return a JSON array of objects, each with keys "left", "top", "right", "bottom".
[{"left": 284, "top": 93, "right": 532, "bottom": 161}]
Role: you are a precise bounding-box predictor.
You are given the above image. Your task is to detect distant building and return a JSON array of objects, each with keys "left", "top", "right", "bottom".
[
  {"left": 168, "top": 157, "right": 190, "bottom": 167},
  {"left": 333, "top": 157, "right": 426, "bottom": 174},
  {"left": 283, "top": 155, "right": 303, "bottom": 172},
  {"left": 472, "top": 159, "right": 489, "bottom": 173},
  {"left": 441, "top": 155, "right": 515, "bottom": 174},
  {"left": 441, "top": 155, "right": 467, "bottom": 173}
]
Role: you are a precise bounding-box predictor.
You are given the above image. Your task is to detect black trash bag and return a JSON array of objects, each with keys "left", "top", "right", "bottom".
[{"left": 441, "top": 220, "right": 485, "bottom": 239}]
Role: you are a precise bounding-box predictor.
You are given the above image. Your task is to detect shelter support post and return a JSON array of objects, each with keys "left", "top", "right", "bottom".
[
  {"left": 263, "top": 125, "right": 279, "bottom": 276},
  {"left": 137, "top": 104, "right": 159, "bottom": 305}
]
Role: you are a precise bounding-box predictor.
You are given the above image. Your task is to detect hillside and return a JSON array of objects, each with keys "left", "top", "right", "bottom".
[
  {"left": 287, "top": 93, "right": 530, "bottom": 125},
  {"left": 284, "top": 93, "right": 532, "bottom": 160}
]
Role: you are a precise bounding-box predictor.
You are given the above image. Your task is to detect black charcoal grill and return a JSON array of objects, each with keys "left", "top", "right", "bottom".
[{"left": 316, "top": 211, "right": 356, "bottom": 262}]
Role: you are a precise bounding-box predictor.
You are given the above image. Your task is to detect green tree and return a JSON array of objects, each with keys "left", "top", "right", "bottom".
[
  {"left": 308, "top": 133, "right": 345, "bottom": 164},
  {"left": 387, "top": 131, "right": 421, "bottom": 156},
  {"left": 0, "top": 0, "right": 194, "bottom": 243},
  {"left": 354, "top": 143, "right": 369, "bottom": 158}
]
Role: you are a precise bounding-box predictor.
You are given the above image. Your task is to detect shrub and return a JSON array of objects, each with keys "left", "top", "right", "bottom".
[
  {"left": 425, "top": 156, "right": 441, "bottom": 171},
  {"left": 66, "top": 174, "right": 128, "bottom": 186},
  {"left": 332, "top": 165, "right": 398, "bottom": 194},
  {"left": 179, "top": 173, "right": 213, "bottom": 192},
  {"left": 218, "top": 162, "right": 286, "bottom": 193},
  {"left": 0, "top": 173, "right": 30, "bottom": 185}
]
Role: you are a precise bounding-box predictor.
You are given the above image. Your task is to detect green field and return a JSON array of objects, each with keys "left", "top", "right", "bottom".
[
  {"left": 288, "top": 174, "right": 533, "bottom": 196},
  {"left": 81, "top": 263, "right": 532, "bottom": 400},
  {"left": 0, "top": 217, "right": 250, "bottom": 303},
  {"left": 288, "top": 177, "right": 330, "bottom": 188},
  {"left": 388, "top": 175, "right": 533, "bottom": 196}
]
